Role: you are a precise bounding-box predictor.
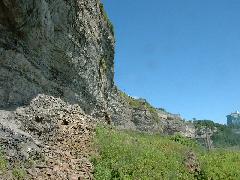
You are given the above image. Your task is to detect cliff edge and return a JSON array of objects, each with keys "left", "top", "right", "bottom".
[{"left": 0, "top": 1, "right": 195, "bottom": 178}]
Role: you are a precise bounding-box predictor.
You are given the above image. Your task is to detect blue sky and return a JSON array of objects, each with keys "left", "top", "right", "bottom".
[{"left": 102, "top": 0, "right": 240, "bottom": 124}]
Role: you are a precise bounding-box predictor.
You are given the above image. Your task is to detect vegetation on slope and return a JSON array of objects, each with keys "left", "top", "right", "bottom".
[
  {"left": 0, "top": 149, "right": 26, "bottom": 180},
  {"left": 99, "top": 2, "right": 114, "bottom": 35},
  {"left": 0, "top": 151, "right": 7, "bottom": 173},
  {"left": 193, "top": 120, "right": 240, "bottom": 148},
  {"left": 92, "top": 125, "right": 240, "bottom": 180},
  {"left": 119, "top": 91, "right": 160, "bottom": 122},
  {"left": 200, "top": 150, "right": 240, "bottom": 179}
]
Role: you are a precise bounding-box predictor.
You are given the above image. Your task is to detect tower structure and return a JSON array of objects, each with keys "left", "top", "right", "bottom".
[{"left": 227, "top": 111, "right": 240, "bottom": 126}]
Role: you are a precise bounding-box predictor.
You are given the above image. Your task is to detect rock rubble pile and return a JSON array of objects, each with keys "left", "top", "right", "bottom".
[{"left": 0, "top": 94, "right": 95, "bottom": 179}]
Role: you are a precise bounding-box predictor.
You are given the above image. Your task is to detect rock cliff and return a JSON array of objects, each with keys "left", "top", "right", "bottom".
[
  {"left": 108, "top": 88, "right": 195, "bottom": 137},
  {"left": 0, "top": 0, "right": 198, "bottom": 178},
  {"left": 0, "top": 0, "right": 114, "bottom": 117},
  {"left": 0, "top": 0, "right": 193, "bottom": 136}
]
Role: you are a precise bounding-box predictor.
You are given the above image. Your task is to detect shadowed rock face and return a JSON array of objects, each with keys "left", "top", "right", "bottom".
[
  {"left": 0, "top": 0, "right": 115, "bottom": 116},
  {"left": 0, "top": 1, "right": 12, "bottom": 28}
]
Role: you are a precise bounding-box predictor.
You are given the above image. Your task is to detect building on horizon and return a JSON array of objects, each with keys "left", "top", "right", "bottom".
[{"left": 227, "top": 111, "right": 240, "bottom": 126}]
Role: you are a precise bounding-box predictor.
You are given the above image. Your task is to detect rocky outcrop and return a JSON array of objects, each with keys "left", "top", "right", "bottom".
[
  {"left": 0, "top": 0, "right": 197, "bottom": 141},
  {"left": 0, "top": 0, "right": 114, "bottom": 117},
  {"left": 183, "top": 151, "right": 201, "bottom": 174},
  {"left": 108, "top": 88, "right": 195, "bottom": 137},
  {"left": 163, "top": 120, "right": 196, "bottom": 138},
  {"left": 108, "top": 87, "right": 165, "bottom": 133}
]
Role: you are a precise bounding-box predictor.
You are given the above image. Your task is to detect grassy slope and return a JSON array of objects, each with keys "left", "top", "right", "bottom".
[{"left": 93, "top": 126, "right": 240, "bottom": 180}]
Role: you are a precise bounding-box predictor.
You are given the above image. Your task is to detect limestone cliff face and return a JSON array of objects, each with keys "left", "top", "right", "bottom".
[
  {"left": 0, "top": 0, "right": 114, "bottom": 116},
  {"left": 108, "top": 88, "right": 195, "bottom": 137},
  {"left": 0, "top": 1, "right": 197, "bottom": 178},
  {"left": 0, "top": 0, "right": 194, "bottom": 137}
]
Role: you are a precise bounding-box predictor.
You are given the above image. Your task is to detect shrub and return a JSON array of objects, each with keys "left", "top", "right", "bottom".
[
  {"left": 0, "top": 151, "right": 7, "bottom": 173},
  {"left": 193, "top": 120, "right": 240, "bottom": 148},
  {"left": 12, "top": 167, "right": 27, "bottom": 180},
  {"left": 99, "top": 3, "right": 114, "bottom": 35},
  {"left": 92, "top": 125, "right": 195, "bottom": 179},
  {"left": 99, "top": 58, "right": 107, "bottom": 73},
  {"left": 119, "top": 91, "right": 160, "bottom": 122},
  {"left": 0, "top": 148, "right": 27, "bottom": 179},
  {"left": 92, "top": 125, "right": 240, "bottom": 179},
  {"left": 169, "top": 133, "right": 199, "bottom": 148},
  {"left": 199, "top": 150, "right": 240, "bottom": 179}
]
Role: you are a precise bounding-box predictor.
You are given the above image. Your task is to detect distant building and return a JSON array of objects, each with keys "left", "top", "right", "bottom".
[{"left": 227, "top": 111, "right": 240, "bottom": 126}]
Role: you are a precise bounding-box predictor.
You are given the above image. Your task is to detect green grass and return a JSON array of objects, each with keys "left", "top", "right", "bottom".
[
  {"left": 92, "top": 125, "right": 240, "bottom": 180},
  {"left": 0, "top": 151, "right": 7, "bottom": 173},
  {"left": 0, "top": 148, "right": 27, "bottom": 179},
  {"left": 12, "top": 167, "right": 27, "bottom": 180},
  {"left": 193, "top": 120, "right": 240, "bottom": 148},
  {"left": 200, "top": 150, "right": 240, "bottom": 179},
  {"left": 92, "top": 126, "right": 197, "bottom": 179}
]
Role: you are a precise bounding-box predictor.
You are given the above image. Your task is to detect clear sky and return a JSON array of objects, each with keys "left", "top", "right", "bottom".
[{"left": 101, "top": 0, "right": 240, "bottom": 124}]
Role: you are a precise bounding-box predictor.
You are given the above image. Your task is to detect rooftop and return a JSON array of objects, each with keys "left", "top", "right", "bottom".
[{"left": 227, "top": 110, "right": 240, "bottom": 117}]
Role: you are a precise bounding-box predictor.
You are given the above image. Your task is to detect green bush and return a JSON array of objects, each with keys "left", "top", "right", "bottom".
[
  {"left": 99, "top": 58, "right": 107, "bottom": 73},
  {"left": 99, "top": 3, "right": 114, "bottom": 35},
  {"left": 0, "top": 151, "right": 7, "bottom": 173},
  {"left": 200, "top": 150, "right": 240, "bottom": 179},
  {"left": 92, "top": 125, "right": 195, "bottom": 179},
  {"left": 93, "top": 125, "right": 240, "bottom": 180},
  {"left": 169, "top": 133, "right": 199, "bottom": 149},
  {"left": 0, "top": 148, "right": 27, "bottom": 179},
  {"left": 193, "top": 120, "right": 240, "bottom": 148},
  {"left": 12, "top": 167, "right": 27, "bottom": 180}
]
